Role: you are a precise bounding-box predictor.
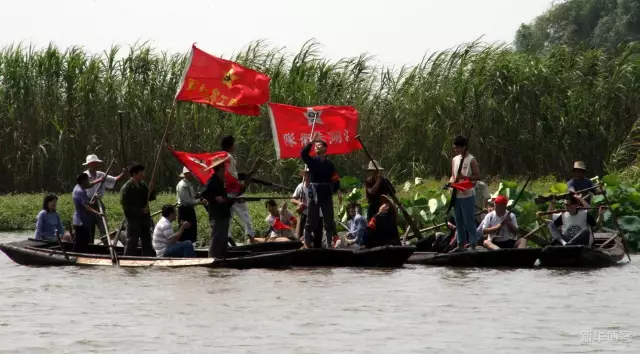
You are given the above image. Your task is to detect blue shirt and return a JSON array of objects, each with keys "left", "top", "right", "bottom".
[
  {"left": 72, "top": 184, "right": 92, "bottom": 227},
  {"left": 34, "top": 210, "right": 64, "bottom": 240},
  {"left": 567, "top": 178, "right": 594, "bottom": 192},
  {"left": 348, "top": 213, "right": 368, "bottom": 245}
]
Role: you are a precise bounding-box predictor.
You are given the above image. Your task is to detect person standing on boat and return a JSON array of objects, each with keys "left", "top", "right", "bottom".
[
  {"left": 365, "top": 195, "right": 400, "bottom": 248},
  {"left": 220, "top": 135, "right": 256, "bottom": 244},
  {"left": 291, "top": 166, "right": 324, "bottom": 244},
  {"left": 364, "top": 160, "right": 395, "bottom": 222},
  {"left": 152, "top": 205, "right": 196, "bottom": 258},
  {"left": 540, "top": 195, "right": 604, "bottom": 247},
  {"left": 567, "top": 161, "right": 596, "bottom": 204},
  {"left": 35, "top": 194, "right": 71, "bottom": 242},
  {"left": 72, "top": 173, "right": 103, "bottom": 252},
  {"left": 176, "top": 167, "right": 206, "bottom": 244},
  {"left": 449, "top": 135, "right": 481, "bottom": 252},
  {"left": 300, "top": 132, "right": 343, "bottom": 248},
  {"left": 82, "top": 154, "right": 125, "bottom": 244},
  {"left": 120, "top": 163, "right": 157, "bottom": 256},
  {"left": 480, "top": 195, "right": 526, "bottom": 249},
  {"left": 201, "top": 155, "right": 233, "bottom": 258}
]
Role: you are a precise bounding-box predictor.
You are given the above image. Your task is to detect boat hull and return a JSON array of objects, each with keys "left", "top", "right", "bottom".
[
  {"left": 287, "top": 246, "right": 415, "bottom": 268},
  {"left": 538, "top": 233, "right": 625, "bottom": 268},
  {"left": 408, "top": 248, "right": 542, "bottom": 268},
  {"left": 0, "top": 242, "right": 294, "bottom": 269}
]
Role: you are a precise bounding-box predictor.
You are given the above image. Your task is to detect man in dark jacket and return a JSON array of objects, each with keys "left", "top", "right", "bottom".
[
  {"left": 300, "top": 132, "right": 343, "bottom": 248},
  {"left": 120, "top": 163, "right": 156, "bottom": 256},
  {"left": 201, "top": 155, "right": 233, "bottom": 258}
]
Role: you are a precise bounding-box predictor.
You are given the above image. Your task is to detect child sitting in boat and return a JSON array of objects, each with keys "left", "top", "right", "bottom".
[
  {"left": 263, "top": 199, "right": 297, "bottom": 242},
  {"left": 35, "top": 194, "right": 72, "bottom": 242},
  {"left": 335, "top": 203, "right": 367, "bottom": 248}
]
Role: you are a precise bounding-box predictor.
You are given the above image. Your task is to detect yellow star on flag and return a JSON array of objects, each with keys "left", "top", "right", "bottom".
[{"left": 222, "top": 67, "right": 239, "bottom": 89}]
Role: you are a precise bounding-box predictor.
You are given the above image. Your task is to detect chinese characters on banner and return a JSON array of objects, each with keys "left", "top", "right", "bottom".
[
  {"left": 174, "top": 45, "right": 271, "bottom": 116},
  {"left": 267, "top": 103, "right": 362, "bottom": 159}
]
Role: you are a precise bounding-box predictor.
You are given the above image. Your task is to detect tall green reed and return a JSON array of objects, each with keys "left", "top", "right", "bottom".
[{"left": 1, "top": 39, "right": 640, "bottom": 193}]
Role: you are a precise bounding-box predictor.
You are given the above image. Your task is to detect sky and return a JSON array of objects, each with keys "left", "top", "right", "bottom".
[{"left": 1, "top": 0, "right": 553, "bottom": 67}]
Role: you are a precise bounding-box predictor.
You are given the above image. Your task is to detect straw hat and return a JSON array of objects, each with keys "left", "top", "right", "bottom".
[
  {"left": 366, "top": 160, "right": 384, "bottom": 171},
  {"left": 82, "top": 154, "right": 103, "bottom": 166},
  {"left": 298, "top": 165, "right": 310, "bottom": 177},
  {"left": 179, "top": 167, "right": 191, "bottom": 178},
  {"left": 572, "top": 161, "right": 587, "bottom": 171},
  {"left": 203, "top": 155, "right": 230, "bottom": 171}
]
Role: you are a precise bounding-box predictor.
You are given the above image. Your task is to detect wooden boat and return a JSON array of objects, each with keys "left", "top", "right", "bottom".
[
  {"left": 538, "top": 233, "right": 625, "bottom": 268},
  {"left": 0, "top": 239, "right": 294, "bottom": 269},
  {"left": 284, "top": 246, "right": 415, "bottom": 268},
  {"left": 407, "top": 247, "right": 542, "bottom": 268}
]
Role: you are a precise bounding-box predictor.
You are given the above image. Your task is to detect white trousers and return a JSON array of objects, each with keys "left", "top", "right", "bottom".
[{"left": 229, "top": 200, "right": 255, "bottom": 238}]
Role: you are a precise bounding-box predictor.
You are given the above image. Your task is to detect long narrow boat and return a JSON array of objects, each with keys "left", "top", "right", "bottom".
[
  {"left": 406, "top": 247, "right": 542, "bottom": 268},
  {"left": 538, "top": 233, "right": 625, "bottom": 268},
  {"left": 283, "top": 246, "right": 415, "bottom": 268},
  {"left": 0, "top": 239, "right": 294, "bottom": 269}
]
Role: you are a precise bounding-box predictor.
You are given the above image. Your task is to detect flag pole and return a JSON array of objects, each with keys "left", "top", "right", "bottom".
[
  {"left": 148, "top": 102, "right": 177, "bottom": 200},
  {"left": 310, "top": 116, "right": 318, "bottom": 139}
]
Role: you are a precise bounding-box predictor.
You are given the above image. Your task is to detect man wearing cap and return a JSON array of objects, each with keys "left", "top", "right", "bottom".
[
  {"left": 364, "top": 160, "right": 395, "bottom": 222},
  {"left": 176, "top": 167, "right": 207, "bottom": 244},
  {"left": 480, "top": 195, "right": 526, "bottom": 250},
  {"left": 82, "top": 154, "right": 125, "bottom": 244},
  {"left": 290, "top": 165, "right": 324, "bottom": 245},
  {"left": 567, "top": 161, "right": 595, "bottom": 203},
  {"left": 201, "top": 155, "right": 233, "bottom": 258},
  {"left": 300, "top": 132, "right": 343, "bottom": 248}
]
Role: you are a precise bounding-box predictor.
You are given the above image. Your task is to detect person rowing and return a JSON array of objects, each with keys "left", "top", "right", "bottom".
[
  {"left": 364, "top": 160, "right": 395, "bottom": 222},
  {"left": 300, "top": 132, "right": 343, "bottom": 249},
  {"left": 365, "top": 195, "right": 400, "bottom": 248},
  {"left": 480, "top": 195, "right": 527, "bottom": 250},
  {"left": 567, "top": 161, "right": 598, "bottom": 204}
]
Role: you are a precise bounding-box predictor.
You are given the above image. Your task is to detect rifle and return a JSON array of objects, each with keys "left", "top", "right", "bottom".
[
  {"left": 491, "top": 176, "right": 531, "bottom": 240},
  {"left": 534, "top": 185, "right": 601, "bottom": 205}
]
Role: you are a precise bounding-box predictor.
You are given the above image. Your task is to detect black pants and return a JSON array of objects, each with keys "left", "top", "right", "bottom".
[
  {"left": 178, "top": 205, "right": 198, "bottom": 243},
  {"left": 209, "top": 217, "right": 230, "bottom": 258},
  {"left": 304, "top": 196, "right": 335, "bottom": 248},
  {"left": 73, "top": 225, "right": 91, "bottom": 253},
  {"left": 124, "top": 217, "right": 154, "bottom": 256},
  {"left": 298, "top": 214, "right": 324, "bottom": 245}
]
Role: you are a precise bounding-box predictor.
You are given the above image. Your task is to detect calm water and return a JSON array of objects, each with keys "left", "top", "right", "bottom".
[{"left": 0, "top": 232, "right": 638, "bottom": 354}]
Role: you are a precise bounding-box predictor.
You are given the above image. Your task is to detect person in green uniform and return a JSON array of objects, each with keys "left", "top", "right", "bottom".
[{"left": 120, "top": 163, "right": 156, "bottom": 256}]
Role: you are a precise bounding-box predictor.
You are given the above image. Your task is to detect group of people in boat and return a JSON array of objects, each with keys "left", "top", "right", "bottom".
[{"left": 33, "top": 131, "right": 606, "bottom": 259}]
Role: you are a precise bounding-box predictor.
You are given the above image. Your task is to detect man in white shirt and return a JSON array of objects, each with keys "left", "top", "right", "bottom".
[
  {"left": 82, "top": 154, "right": 125, "bottom": 244},
  {"left": 480, "top": 195, "right": 526, "bottom": 249},
  {"left": 176, "top": 167, "right": 207, "bottom": 244},
  {"left": 153, "top": 205, "right": 196, "bottom": 258},
  {"left": 290, "top": 166, "right": 324, "bottom": 246}
]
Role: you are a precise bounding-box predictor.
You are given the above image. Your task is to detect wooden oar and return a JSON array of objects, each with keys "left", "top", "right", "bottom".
[
  {"left": 54, "top": 230, "right": 69, "bottom": 261},
  {"left": 596, "top": 186, "right": 631, "bottom": 261},
  {"left": 493, "top": 176, "right": 531, "bottom": 239},
  {"left": 534, "top": 184, "right": 601, "bottom": 205},
  {"left": 88, "top": 159, "right": 117, "bottom": 205},
  {"left": 97, "top": 202, "right": 118, "bottom": 265},
  {"left": 536, "top": 207, "right": 607, "bottom": 217},
  {"left": 355, "top": 135, "right": 422, "bottom": 240},
  {"left": 406, "top": 211, "right": 485, "bottom": 240}
]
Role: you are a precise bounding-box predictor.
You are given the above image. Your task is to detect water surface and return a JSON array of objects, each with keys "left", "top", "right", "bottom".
[{"left": 0, "top": 232, "right": 638, "bottom": 353}]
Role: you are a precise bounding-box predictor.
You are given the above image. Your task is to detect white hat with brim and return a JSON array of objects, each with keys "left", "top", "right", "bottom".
[
  {"left": 203, "top": 156, "right": 230, "bottom": 171},
  {"left": 82, "top": 154, "right": 103, "bottom": 166},
  {"left": 366, "top": 160, "right": 385, "bottom": 171},
  {"left": 572, "top": 161, "right": 587, "bottom": 171},
  {"left": 179, "top": 167, "right": 191, "bottom": 178},
  {"left": 298, "top": 165, "right": 310, "bottom": 177}
]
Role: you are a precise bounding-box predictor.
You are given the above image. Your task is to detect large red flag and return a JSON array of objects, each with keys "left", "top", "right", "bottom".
[
  {"left": 267, "top": 103, "right": 362, "bottom": 159},
  {"left": 167, "top": 147, "right": 242, "bottom": 193},
  {"left": 175, "top": 45, "right": 271, "bottom": 116}
]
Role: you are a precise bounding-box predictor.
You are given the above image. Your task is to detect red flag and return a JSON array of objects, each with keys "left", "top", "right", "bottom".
[
  {"left": 175, "top": 45, "right": 271, "bottom": 116},
  {"left": 271, "top": 217, "right": 292, "bottom": 231},
  {"left": 167, "top": 147, "right": 242, "bottom": 192},
  {"left": 267, "top": 103, "right": 362, "bottom": 159},
  {"left": 451, "top": 179, "right": 474, "bottom": 192}
]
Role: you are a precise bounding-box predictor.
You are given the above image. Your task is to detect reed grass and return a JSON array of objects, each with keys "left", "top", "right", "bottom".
[{"left": 1, "top": 40, "right": 640, "bottom": 193}]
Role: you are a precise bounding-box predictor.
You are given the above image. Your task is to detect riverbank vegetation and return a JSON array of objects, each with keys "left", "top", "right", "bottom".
[{"left": 1, "top": 39, "right": 640, "bottom": 193}]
